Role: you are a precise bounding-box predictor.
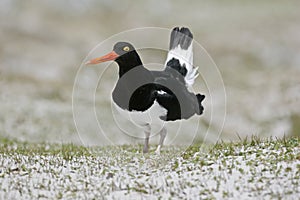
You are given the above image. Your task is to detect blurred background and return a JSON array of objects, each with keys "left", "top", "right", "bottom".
[{"left": 0, "top": 0, "right": 299, "bottom": 145}]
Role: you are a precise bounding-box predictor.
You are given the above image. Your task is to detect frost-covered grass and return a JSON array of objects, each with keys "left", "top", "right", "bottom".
[{"left": 0, "top": 137, "right": 299, "bottom": 199}]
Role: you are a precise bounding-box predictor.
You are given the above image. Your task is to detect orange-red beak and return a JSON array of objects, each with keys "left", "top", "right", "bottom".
[{"left": 85, "top": 51, "right": 119, "bottom": 65}]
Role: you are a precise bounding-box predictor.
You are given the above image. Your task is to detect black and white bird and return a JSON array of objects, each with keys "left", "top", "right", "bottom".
[{"left": 86, "top": 27, "right": 205, "bottom": 154}]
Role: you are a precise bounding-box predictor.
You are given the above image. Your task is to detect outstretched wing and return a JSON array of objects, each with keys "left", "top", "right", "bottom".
[{"left": 164, "top": 27, "right": 199, "bottom": 87}]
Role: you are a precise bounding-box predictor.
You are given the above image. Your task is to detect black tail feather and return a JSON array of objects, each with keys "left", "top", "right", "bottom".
[
  {"left": 196, "top": 94, "right": 205, "bottom": 114},
  {"left": 169, "top": 27, "right": 193, "bottom": 50}
]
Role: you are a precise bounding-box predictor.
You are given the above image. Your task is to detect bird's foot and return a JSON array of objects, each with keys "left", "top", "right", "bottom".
[{"left": 155, "top": 145, "right": 161, "bottom": 155}]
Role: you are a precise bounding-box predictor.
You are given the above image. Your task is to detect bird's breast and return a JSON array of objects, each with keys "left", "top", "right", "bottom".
[{"left": 112, "top": 100, "right": 167, "bottom": 127}]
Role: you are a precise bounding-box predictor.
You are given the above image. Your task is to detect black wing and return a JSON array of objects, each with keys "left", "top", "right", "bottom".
[{"left": 152, "top": 71, "right": 201, "bottom": 121}]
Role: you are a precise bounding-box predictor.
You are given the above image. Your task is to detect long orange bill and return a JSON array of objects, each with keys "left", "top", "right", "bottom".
[{"left": 85, "top": 51, "right": 119, "bottom": 65}]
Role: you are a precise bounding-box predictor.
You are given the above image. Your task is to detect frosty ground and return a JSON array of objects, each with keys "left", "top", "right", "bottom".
[{"left": 0, "top": 137, "right": 299, "bottom": 199}]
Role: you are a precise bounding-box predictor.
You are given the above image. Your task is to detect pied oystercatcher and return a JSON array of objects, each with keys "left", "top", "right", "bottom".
[{"left": 86, "top": 27, "right": 205, "bottom": 154}]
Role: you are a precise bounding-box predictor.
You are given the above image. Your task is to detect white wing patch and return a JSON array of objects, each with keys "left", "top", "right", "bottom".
[
  {"left": 157, "top": 90, "right": 167, "bottom": 95},
  {"left": 165, "top": 44, "right": 198, "bottom": 87},
  {"left": 165, "top": 43, "right": 193, "bottom": 68}
]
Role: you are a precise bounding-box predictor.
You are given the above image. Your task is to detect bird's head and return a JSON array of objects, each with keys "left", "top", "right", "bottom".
[{"left": 85, "top": 42, "right": 136, "bottom": 65}]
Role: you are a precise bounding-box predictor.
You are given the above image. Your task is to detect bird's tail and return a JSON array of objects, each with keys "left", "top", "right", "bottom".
[
  {"left": 196, "top": 93, "right": 205, "bottom": 115},
  {"left": 165, "top": 27, "right": 199, "bottom": 87}
]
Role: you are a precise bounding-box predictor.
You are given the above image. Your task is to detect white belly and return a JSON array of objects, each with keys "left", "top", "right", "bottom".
[{"left": 112, "top": 100, "right": 167, "bottom": 131}]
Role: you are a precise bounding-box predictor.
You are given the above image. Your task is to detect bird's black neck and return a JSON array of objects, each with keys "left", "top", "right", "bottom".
[
  {"left": 112, "top": 50, "right": 155, "bottom": 110},
  {"left": 115, "top": 50, "right": 145, "bottom": 78}
]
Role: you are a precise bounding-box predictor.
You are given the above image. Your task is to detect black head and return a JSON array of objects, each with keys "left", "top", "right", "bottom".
[
  {"left": 85, "top": 41, "right": 139, "bottom": 65},
  {"left": 85, "top": 41, "right": 143, "bottom": 77},
  {"left": 113, "top": 42, "right": 135, "bottom": 57},
  {"left": 112, "top": 42, "right": 142, "bottom": 67}
]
